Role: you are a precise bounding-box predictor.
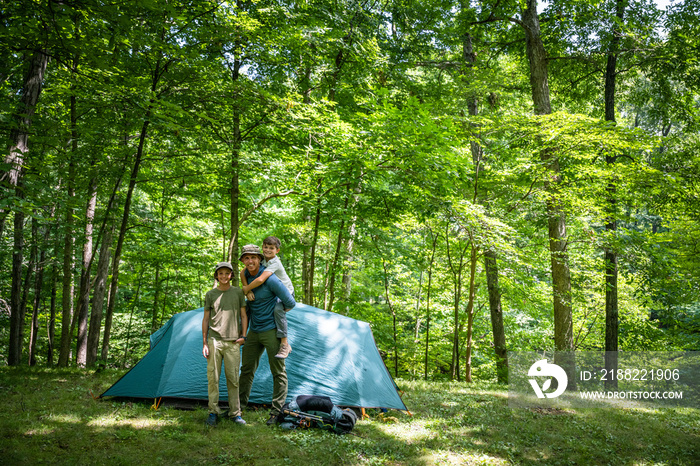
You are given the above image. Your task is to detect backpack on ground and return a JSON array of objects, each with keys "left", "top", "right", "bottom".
[{"left": 277, "top": 395, "right": 358, "bottom": 434}]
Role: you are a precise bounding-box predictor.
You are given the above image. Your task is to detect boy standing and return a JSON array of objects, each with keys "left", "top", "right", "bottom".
[
  {"left": 239, "top": 236, "right": 294, "bottom": 359},
  {"left": 202, "top": 261, "right": 248, "bottom": 427}
]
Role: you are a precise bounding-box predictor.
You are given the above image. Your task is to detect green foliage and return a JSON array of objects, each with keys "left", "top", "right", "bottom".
[{"left": 2, "top": 0, "right": 699, "bottom": 384}]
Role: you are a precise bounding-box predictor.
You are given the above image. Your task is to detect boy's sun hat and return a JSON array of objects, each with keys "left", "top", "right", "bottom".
[
  {"left": 214, "top": 261, "right": 234, "bottom": 277},
  {"left": 239, "top": 244, "right": 265, "bottom": 262}
]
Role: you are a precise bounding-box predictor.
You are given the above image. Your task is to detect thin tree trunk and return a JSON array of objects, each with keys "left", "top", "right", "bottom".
[
  {"left": 485, "top": 250, "right": 508, "bottom": 383},
  {"left": 121, "top": 269, "right": 144, "bottom": 368},
  {"left": 340, "top": 177, "right": 362, "bottom": 308},
  {"left": 299, "top": 57, "right": 314, "bottom": 306},
  {"left": 29, "top": 218, "right": 43, "bottom": 366},
  {"left": 604, "top": 0, "right": 626, "bottom": 391},
  {"left": 102, "top": 110, "right": 152, "bottom": 364},
  {"left": 58, "top": 91, "right": 78, "bottom": 367},
  {"left": 152, "top": 267, "right": 161, "bottom": 331},
  {"left": 57, "top": 197, "right": 75, "bottom": 367},
  {"left": 446, "top": 228, "right": 468, "bottom": 381},
  {"left": 86, "top": 225, "right": 113, "bottom": 367},
  {"left": 76, "top": 175, "right": 98, "bottom": 366},
  {"left": 159, "top": 274, "right": 170, "bottom": 328},
  {"left": 306, "top": 202, "right": 321, "bottom": 306},
  {"left": 424, "top": 228, "right": 438, "bottom": 380},
  {"left": 326, "top": 193, "right": 351, "bottom": 312},
  {"left": 414, "top": 271, "right": 423, "bottom": 341},
  {"left": 521, "top": 0, "right": 575, "bottom": 371},
  {"left": 464, "top": 243, "right": 478, "bottom": 383},
  {"left": 47, "top": 261, "right": 58, "bottom": 366},
  {"left": 380, "top": 256, "right": 399, "bottom": 378},
  {"left": 17, "top": 207, "right": 36, "bottom": 365},
  {"left": 229, "top": 111, "right": 240, "bottom": 277},
  {"left": 226, "top": 40, "right": 242, "bottom": 269},
  {"left": 8, "top": 187, "right": 25, "bottom": 366}
]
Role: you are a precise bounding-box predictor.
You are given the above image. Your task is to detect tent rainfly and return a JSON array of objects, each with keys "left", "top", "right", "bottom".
[{"left": 100, "top": 303, "right": 407, "bottom": 411}]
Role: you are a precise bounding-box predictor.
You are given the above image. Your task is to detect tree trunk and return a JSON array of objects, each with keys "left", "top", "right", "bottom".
[
  {"left": 326, "top": 192, "right": 351, "bottom": 312},
  {"left": 6, "top": 49, "right": 49, "bottom": 366},
  {"left": 521, "top": 0, "right": 575, "bottom": 378},
  {"left": 47, "top": 262, "right": 58, "bottom": 366},
  {"left": 121, "top": 269, "right": 144, "bottom": 368},
  {"left": 379, "top": 256, "right": 399, "bottom": 378},
  {"left": 151, "top": 267, "right": 161, "bottom": 332},
  {"left": 485, "top": 250, "right": 508, "bottom": 383},
  {"left": 103, "top": 131, "right": 149, "bottom": 362},
  {"left": 306, "top": 203, "right": 321, "bottom": 306},
  {"left": 424, "top": 228, "right": 438, "bottom": 380},
  {"left": 446, "top": 229, "right": 468, "bottom": 381},
  {"left": 29, "top": 218, "right": 43, "bottom": 366},
  {"left": 604, "top": 0, "right": 626, "bottom": 391},
  {"left": 57, "top": 197, "right": 75, "bottom": 367},
  {"left": 228, "top": 112, "right": 240, "bottom": 277},
  {"left": 464, "top": 243, "right": 478, "bottom": 383},
  {"left": 76, "top": 175, "right": 98, "bottom": 367},
  {"left": 0, "top": 49, "right": 49, "bottom": 237},
  {"left": 102, "top": 112, "right": 152, "bottom": 365},
  {"left": 8, "top": 188, "right": 25, "bottom": 366},
  {"left": 86, "top": 225, "right": 113, "bottom": 367},
  {"left": 225, "top": 42, "right": 243, "bottom": 270},
  {"left": 414, "top": 271, "right": 423, "bottom": 341},
  {"left": 58, "top": 92, "right": 78, "bottom": 367},
  {"left": 341, "top": 180, "right": 362, "bottom": 306},
  {"left": 462, "top": 25, "right": 508, "bottom": 382}
]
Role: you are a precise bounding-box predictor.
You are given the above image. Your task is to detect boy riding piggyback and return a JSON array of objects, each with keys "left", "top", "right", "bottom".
[{"left": 240, "top": 236, "right": 294, "bottom": 359}]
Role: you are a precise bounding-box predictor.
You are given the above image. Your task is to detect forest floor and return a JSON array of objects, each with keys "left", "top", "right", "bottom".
[{"left": 0, "top": 366, "right": 698, "bottom": 465}]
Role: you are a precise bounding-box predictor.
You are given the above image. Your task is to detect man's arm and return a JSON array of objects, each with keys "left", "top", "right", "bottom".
[
  {"left": 202, "top": 309, "right": 210, "bottom": 358},
  {"left": 242, "top": 270, "right": 273, "bottom": 294}
]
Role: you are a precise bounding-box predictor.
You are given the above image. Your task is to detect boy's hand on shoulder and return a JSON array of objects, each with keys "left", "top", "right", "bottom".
[{"left": 246, "top": 291, "right": 255, "bottom": 301}]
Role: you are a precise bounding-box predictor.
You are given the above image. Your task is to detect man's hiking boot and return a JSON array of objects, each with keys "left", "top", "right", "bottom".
[
  {"left": 266, "top": 413, "right": 278, "bottom": 426},
  {"left": 231, "top": 415, "right": 246, "bottom": 425},
  {"left": 206, "top": 413, "right": 218, "bottom": 426},
  {"left": 275, "top": 343, "right": 292, "bottom": 359}
]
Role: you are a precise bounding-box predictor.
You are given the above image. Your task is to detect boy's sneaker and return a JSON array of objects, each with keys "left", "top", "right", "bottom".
[
  {"left": 275, "top": 343, "right": 292, "bottom": 359},
  {"left": 231, "top": 416, "right": 246, "bottom": 425},
  {"left": 206, "top": 413, "right": 218, "bottom": 426}
]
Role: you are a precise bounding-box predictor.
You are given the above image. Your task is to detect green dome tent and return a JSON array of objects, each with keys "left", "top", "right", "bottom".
[{"left": 100, "top": 303, "right": 407, "bottom": 411}]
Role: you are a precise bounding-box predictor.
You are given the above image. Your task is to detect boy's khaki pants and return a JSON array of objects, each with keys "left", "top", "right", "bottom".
[{"left": 207, "top": 336, "right": 242, "bottom": 417}]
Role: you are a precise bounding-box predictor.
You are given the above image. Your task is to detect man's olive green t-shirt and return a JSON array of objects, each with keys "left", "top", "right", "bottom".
[{"left": 204, "top": 287, "right": 246, "bottom": 340}]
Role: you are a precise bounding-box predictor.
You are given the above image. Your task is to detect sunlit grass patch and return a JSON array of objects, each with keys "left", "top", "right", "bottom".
[{"left": 87, "top": 416, "right": 179, "bottom": 429}]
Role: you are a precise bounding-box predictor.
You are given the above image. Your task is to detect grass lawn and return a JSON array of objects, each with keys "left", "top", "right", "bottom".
[{"left": 0, "top": 366, "right": 698, "bottom": 465}]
